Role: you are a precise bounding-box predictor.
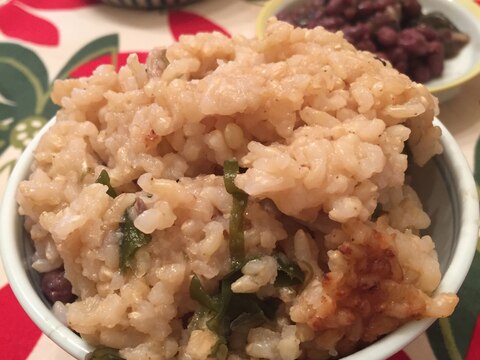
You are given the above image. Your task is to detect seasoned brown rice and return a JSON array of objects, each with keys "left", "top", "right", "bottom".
[{"left": 17, "top": 19, "right": 457, "bottom": 360}]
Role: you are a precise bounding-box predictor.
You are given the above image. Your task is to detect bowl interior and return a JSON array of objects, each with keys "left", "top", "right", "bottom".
[
  {"left": 257, "top": 0, "right": 480, "bottom": 96},
  {"left": 410, "top": 155, "right": 456, "bottom": 274},
  {"left": 1, "top": 118, "right": 478, "bottom": 360}
]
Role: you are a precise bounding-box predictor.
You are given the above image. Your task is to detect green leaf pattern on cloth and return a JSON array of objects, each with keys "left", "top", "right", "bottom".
[
  {"left": 427, "top": 137, "right": 480, "bottom": 359},
  {"left": 0, "top": 44, "right": 50, "bottom": 153},
  {"left": 0, "top": 35, "right": 119, "bottom": 177}
]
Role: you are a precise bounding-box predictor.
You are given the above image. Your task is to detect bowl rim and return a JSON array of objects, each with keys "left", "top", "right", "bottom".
[
  {"left": 255, "top": 0, "right": 480, "bottom": 95},
  {"left": 1, "top": 117, "right": 478, "bottom": 360},
  {"left": 0, "top": 118, "right": 92, "bottom": 359}
]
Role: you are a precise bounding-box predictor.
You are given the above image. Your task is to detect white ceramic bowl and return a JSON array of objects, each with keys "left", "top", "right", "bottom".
[
  {"left": 256, "top": 0, "right": 480, "bottom": 102},
  {"left": 1, "top": 117, "right": 479, "bottom": 360}
]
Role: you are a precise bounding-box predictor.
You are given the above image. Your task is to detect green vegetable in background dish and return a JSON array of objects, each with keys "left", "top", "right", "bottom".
[
  {"left": 416, "top": 11, "right": 459, "bottom": 31},
  {"left": 95, "top": 169, "right": 117, "bottom": 198},
  {"left": 85, "top": 347, "right": 124, "bottom": 360},
  {"left": 416, "top": 12, "right": 470, "bottom": 59},
  {"left": 223, "top": 160, "right": 248, "bottom": 269},
  {"left": 119, "top": 208, "right": 152, "bottom": 272}
]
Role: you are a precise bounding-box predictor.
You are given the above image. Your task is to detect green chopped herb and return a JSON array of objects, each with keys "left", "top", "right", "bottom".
[
  {"left": 119, "top": 209, "right": 151, "bottom": 272},
  {"left": 85, "top": 347, "right": 124, "bottom": 360},
  {"left": 223, "top": 160, "right": 248, "bottom": 269},
  {"left": 189, "top": 275, "right": 220, "bottom": 312},
  {"left": 187, "top": 160, "right": 293, "bottom": 358},
  {"left": 229, "top": 310, "right": 266, "bottom": 332},
  {"left": 258, "top": 296, "right": 282, "bottom": 320},
  {"left": 188, "top": 269, "right": 281, "bottom": 358},
  {"left": 205, "top": 270, "right": 238, "bottom": 334},
  {"left": 223, "top": 160, "right": 246, "bottom": 195},
  {"left": 95, "top": 169, "right": 117, "bottom": 198},
  {"left": 274, "top": 252, "right": 306, "bottom": 288},
  {"left": 210, "top": 340, "right": 228, "bottom": 360}
]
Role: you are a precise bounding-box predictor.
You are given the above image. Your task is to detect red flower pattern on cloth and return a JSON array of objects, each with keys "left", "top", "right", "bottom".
[
  {"left": 0, "top": 285, "right": 42, "bottom": 359},
  {"left": 0, "top": 0, "right": 99, "bottom": 46},
  {"left": 168, "top": 10, "right": 230, "bottom": 41},
  {"left": 388, "top": 350, "right": 411, "bottom": 360},
  {"left": 466, "top": 314, "right": 480, "bottom": 360}
]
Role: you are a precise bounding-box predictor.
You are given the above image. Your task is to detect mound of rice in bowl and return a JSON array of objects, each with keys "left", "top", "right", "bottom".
[{"left": 17, "top": 19, "right": 458, "bottom": 360}]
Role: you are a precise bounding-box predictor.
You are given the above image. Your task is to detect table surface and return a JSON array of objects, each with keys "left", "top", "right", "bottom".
[{"left": 0, "top": 1, "right": 479, "bottom": 359}]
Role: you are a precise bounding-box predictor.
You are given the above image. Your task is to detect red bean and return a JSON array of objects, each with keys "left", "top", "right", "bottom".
[
  {"left": 344, "top": 6, "right": 357, "bottom": 20},
  {"left": 427, "top": 41, "right": 444, "bottom": 77},
  {"left": 41, "top": 268, "right": 76, "bottom": 304},
  {"left": 371, "top": 12, "right": 397, "bottom": 30},
  {"left": 376, "top": 51, "right": 388, "bottom": 61},
  {"left": 307, "top": 19, "right": 320, "bottom": 29},
  {"left": 375, "top": 0, "right": 395, "bottom": 11},
  {"left": 411, "top": 62, "right": 432, "bottom": 83},
  {"left": 387, "top": 47, "right": 408, "bottom": 66},
  {"left": 343, "top": 24, "right": 368, "bottom": 42},
  {"left": 278, "top": 0, "right": 455, "bottom": 82},
  {"left": 356, "top": 39, "right": 377, "bottom": 52},
  {"left": 325, "top": 0, "right": 345, "bottom": 16},
  {"left": 398, "top": 28, "right": 429, "bottom": 56},
  {"left": 375, "top": 26, "right": 398, "bottom": 47},
  {"left": 386, "top": 46, "right": 410, "bottom": 74},
  {"left": 395, "top": 60, "right": 409, "bottom": 74},
  {"left": 415, "top": 25, "right": 438, "bottom": 41},
  {"left": 307, "top": 0, "right": 326, "bottom": 6},
  {"left": 402, "top": 0, "right": 422, "bottom": 20},
  {"left": 357, "top": 0, "right": 376, "bottom": 18},
  {"left": 318, "top": 16, "right": 345, "bottom": 30}
]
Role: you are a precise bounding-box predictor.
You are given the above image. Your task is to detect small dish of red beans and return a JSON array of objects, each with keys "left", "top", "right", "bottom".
[{"left": 276, "top": 0, "right": 470, "bottom": 84}]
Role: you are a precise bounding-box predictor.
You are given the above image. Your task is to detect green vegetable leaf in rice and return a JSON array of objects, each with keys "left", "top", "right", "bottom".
[
  {"left": 229, "top": 295, "right": 282, "bottom": 331},
  {"left": 223, "top": 159, "right": 248, "bottom": 269},
  {"left": 205, "top": 270, "right": 238, "bottom": 335},
  {"left": 119, "top": 209, "right": 152, "bottom": 272},
  {"left": 274, "top": 252, "right": 306, "bottom": 288},
  {"left": 190, "top": 275, "right": 222, "bottom": 313},
  {"left": 95, "top": 169, "right": 117, "bottom": 198},
  {"left": 210, "top": 341, "right": 228, "bottom": 360},
  {"left": 189, "top": 268, "right": 281, "bottom": 358}
]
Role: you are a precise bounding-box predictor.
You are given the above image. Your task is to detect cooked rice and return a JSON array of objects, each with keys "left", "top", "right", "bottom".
[{"left": 18, "top": 19, "right": 457, "bottom": 360}]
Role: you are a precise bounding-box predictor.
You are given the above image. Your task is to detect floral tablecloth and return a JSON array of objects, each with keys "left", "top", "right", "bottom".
[{"left": 0, "top": 1, "right": 479, "bottom": 359}]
